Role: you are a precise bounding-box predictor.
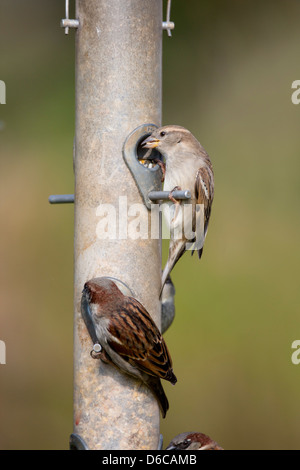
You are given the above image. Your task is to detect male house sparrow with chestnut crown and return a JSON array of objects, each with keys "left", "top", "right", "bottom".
[
  {"left": 142, "top": 126, "right": 214, "bottom": 296},
  {"left": 165, "top": 432, "right": 223, "bottom": 451},
  {"left": 81, "top": 277, "right": 177, "bottom": 418}
]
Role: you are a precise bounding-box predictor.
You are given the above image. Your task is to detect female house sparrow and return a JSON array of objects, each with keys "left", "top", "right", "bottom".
[
  {"left": 165, "top": 432, "right": 223, "bottom": 450},
  {"left": 81, "top": 277, "right": 177, "bottom": 418},
  {"left": 142, "top": 125, "right": 214, "bottom": 296}
]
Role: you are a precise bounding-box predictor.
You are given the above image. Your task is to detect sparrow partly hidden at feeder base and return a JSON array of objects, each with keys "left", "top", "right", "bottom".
[
  {"left": 142, "top": 125, "right": 214, "bottom": 297},
  {"left": 81, "top": 277, "right": 177, "bottom": 418},
  {"left": 165, "top": 432, "right": 223, "bottom": 450}
]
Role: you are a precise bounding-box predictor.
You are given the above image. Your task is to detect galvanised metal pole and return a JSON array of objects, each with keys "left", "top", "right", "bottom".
[{"left": 73, "top": 0, "right": 163, "bottom": 450}]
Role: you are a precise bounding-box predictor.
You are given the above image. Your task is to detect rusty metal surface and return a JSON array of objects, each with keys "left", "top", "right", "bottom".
[{"left": 73, "top": 0, "right": 162, "bottom": 450}]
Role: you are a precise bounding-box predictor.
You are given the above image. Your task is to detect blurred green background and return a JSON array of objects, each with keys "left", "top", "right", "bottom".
[{"left": 1, "top": 0, "right": 300, "bottom": 450}]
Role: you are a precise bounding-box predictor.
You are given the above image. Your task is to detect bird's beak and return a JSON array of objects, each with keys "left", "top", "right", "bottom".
[
  {"left": 141, "top": 135, "right": 160, "bottom": 149},
  {"left": 165, "top": 445, "right": 176, "bottom": 450}
]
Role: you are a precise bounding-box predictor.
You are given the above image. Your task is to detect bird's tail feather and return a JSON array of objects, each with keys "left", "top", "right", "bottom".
[
  {"left": 159, "top": 241, "right": 186, "bottom": 298},
  {"left": 159, "top": 261, "right": 172, "bottom": 299},
  {"left": 147, "top": 377, "right": 169, "bottom": 419}
]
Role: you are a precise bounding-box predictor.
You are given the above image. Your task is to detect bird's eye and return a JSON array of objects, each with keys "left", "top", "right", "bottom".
[
  {"left": 179, "top": 439, "right": 191, "bottom": 449},
  {"left": 160, "top": 131, "right": 166, "bottom": 137}
]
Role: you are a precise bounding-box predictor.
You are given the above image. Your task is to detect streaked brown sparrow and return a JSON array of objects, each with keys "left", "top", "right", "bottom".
[
  {"left": 142, "top": 125, "right": 214, "bottom": 296},
  {"left": 165, "top": 432, "right": 223, "bottom": 450},
  {"left": 81, "top": 277, "right": 177, "bottom": 418}
]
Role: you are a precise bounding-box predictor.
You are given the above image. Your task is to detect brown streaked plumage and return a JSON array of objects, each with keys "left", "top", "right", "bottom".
[
  {"left": 165, "top": 432, "right": 223, "bottom": 451},
  {"left": 142, "top": 125, "right": 214, "bottom": 297},
  {"left": 81, "top": 277, "right": 177, "bottom": 418}
]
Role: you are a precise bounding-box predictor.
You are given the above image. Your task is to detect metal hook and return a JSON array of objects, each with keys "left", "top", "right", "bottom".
[
  {"left": 162, "top": 0, "right": 175, "bottom": 37},
  {"left": 61, "top": 0, "right": 79, "bottom": 35},
  {"left": 61, "top": 1, "right": 172, "bottom": 36},
  {"left": 69, "top": 433, "right": 89, "bottom": 450}
]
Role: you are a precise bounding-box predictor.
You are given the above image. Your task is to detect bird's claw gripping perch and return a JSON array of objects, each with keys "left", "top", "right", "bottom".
[
  {"left": 168, "top": 186, "right": 182, "bottom": 204},
  {"left": 154, "top": 159, "right": 166, "bottom": 182}
]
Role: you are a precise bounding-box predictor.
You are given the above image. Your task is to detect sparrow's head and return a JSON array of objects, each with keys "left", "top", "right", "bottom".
[
  {"left": 165, "top": 432, "right": 223, "bottom": 451},
  {"left": 142, "top": 125, "right": 204, "bottom": 162},
  {"left": 81, "top": 278, "right": 128, "bottom": 343},
  {"left": 83, "top": 278, "right": 123, "bottom": 307}
]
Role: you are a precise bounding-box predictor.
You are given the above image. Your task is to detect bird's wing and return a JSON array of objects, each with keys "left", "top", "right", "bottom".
[
  {"left": 107, "top": 296, "right": 176, "bottom": 384},
  {"left": 193, "top": 165, "right": 214, "bottom": 253},
  {"left": 195, "top": 165, "right": 214, "bottom": 233}
]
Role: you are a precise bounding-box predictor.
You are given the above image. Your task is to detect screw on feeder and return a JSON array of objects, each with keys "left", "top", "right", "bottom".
[
  {"left": 92, "top": 343, "right": 102, "bottom": 353},
  {"left": 90, "top": 343, "right": 102, "bottom": 359},
  {"left": 61, "top": 0, "right": 79, "bottom": 34},
  {"left": 162, "top": 0, "right": 175, "bottom": 37}
]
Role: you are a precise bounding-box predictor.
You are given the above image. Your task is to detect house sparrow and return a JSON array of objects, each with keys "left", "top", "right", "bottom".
[
  {"left": 165, "top": 432, "right": 223, "bottom": 450},
  {"left": 81, "top": 277, "right": 177, "bottom": 418},
  {"left": 142, "top": 125, "right": 214, "bottom": 296}
]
